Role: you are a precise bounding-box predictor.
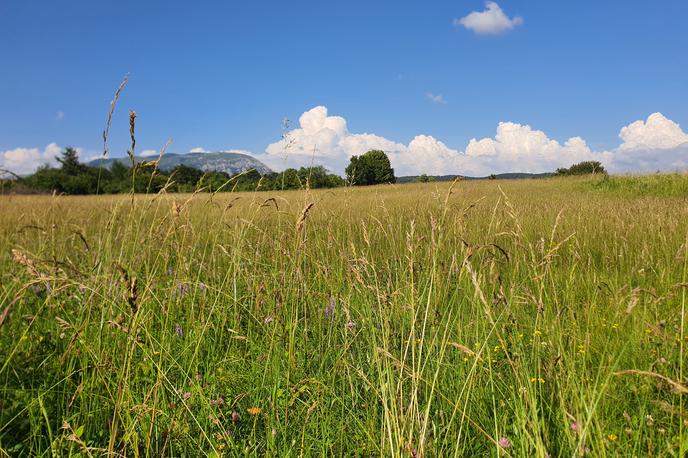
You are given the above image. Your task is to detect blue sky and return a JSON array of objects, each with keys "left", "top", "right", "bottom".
[{"left": 1, "top": 0, "right": 687, "bottom": 175}]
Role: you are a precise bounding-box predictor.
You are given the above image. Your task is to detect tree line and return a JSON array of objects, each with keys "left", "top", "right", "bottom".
[{"left": 0, "top": 148, "right": 397, "bottom": 195}]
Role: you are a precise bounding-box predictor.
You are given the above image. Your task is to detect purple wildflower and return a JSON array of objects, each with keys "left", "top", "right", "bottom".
[
  {"left": 231, "top": 411, "right": 240, "bottom": 423},
  {"left": 173, "top": 282, "right": 189, "bottom": 299},
  {"left": 175, "top": 324, "right": 184, "bottom": 338},
  {"left": 183, "top": 391, "right": 191, "bottom": 401},
  {"left": 498, "top": 437, "right": 511, "bottom": 449},
  {"left": 571, "top": 422, "right": 580, "bottom": 433},
  {"left": 324, "top": 297, "right": 335, "bottom": 320},
  {"left": 210, "top": 396, "right": 224, "bottom": 406}
]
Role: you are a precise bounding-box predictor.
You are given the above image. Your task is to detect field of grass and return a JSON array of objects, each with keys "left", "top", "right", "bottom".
[{"left": 0, "top": 175, "right": 687, "bottom": 456}]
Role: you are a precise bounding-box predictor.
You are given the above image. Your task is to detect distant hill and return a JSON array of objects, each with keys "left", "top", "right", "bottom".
[
  {"left": 397, "top": 172, "right": 554, "bottom": 183},
  {"left": 89, "top": 151, "right": 272, "bottom": 175}
]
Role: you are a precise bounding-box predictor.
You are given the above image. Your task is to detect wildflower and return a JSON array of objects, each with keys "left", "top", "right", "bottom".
[
  {"left": 175, "top": 324, "right": 184, "bottom": 338},
  {"left": 247, "top": 406, "right": 261, "bottom": 416},
  {"left": 173, "top": 282, "right": 189, "bottom": 299},
  {"left": 607, "top": 433, "right": 617, "bottom": 442},
  {"left": 210, "top": 396, "right": 224, "bottom": 406},
  {"left": 570, "top": 422, "right": 580, "bottom": 432},
  {"left": 497, "top": 436, "right": 512, "bottom": 449},
  {"left": 324, "top": 297, "right": 335, "bottom": 320},
  {"left": 183, "top": 392, "right": 191, "bottom": 401},
  {"left": 198, "top": 282, "right": 208, "bottom": 292},
  {"left": 231, "top": 411, "right": 240, "bottom": 423},
  {"left": 264, "top": 315, "right": 275, "bottom": 325},
  {"left": 346, "top": 320, "right": 356, "bottom": 331}
]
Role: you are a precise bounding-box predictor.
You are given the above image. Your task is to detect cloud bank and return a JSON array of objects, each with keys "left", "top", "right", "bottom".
[
  {"left": 258, "top": 106, "right": 688, "bottom": 176},
  {"left": 0, "top": 143, "right": 64, "bottom": 176},
  {"left": 455, "top": 2, "right": 523, "bottom": 35},
  {"left": 2, "top": 110, "right": 686, "bottom": 177}
]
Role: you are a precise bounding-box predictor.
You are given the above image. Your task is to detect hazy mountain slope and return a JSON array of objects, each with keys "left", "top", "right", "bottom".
[{"left": 89, "top": 151, "right": 272, "bottom": 175}]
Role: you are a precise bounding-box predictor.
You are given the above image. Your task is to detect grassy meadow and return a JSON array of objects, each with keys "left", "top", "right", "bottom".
[{"left": 0, "top": 174, "right": 687, "bottom": 456}]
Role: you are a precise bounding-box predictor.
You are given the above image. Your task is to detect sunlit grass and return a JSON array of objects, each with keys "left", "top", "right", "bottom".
[{"left": 0, "top": 176, "right": 686, "bottom": 456}]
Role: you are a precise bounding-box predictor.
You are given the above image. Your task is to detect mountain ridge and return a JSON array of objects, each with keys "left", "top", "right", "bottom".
[{"left": 88, "top": 151, "right": 272, "bottom": 175}]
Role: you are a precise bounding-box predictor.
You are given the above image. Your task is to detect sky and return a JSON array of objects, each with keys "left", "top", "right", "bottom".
[{"left": 1, "top": 0, "right": 687, "bottom": 176}]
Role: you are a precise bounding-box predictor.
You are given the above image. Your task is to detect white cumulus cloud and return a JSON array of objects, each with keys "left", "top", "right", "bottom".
[
  {"left": 255, "top": 106, "right": 688, "bottom": 177},
  {"left": 3, "top": 111, "right": 686, "bottom": 178},
  {"left": 189, "top": 147, "right": 208, "bottom": 153},
  {"left": 455, "top": 1, "right": 523, "bottom": 35},
  {"left": 258, "top": 106, "right": 406, "bottom": 173},
  {"left": 0, "top": 143, "right": 64, "bottom": 176},
  {"left": 610, "top": 113, "right": 688, "bottom": 172},
  {"left": 618, "top": 112, "right": 688, "bottom": 151}
]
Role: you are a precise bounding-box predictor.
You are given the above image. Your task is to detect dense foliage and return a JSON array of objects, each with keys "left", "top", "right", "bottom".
[
  {"left": 345, "top": 150, "right": 396, "bottom": 185},
  {"left": 556, "top": 160, "right": 607, "bottom": 176},
  {"left": 3, "top": 149, "right": 345, "bottom": 195}
]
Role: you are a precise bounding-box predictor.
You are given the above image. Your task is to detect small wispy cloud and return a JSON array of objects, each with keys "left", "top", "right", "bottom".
[
  {"left": 454, "top": 1, "right": 523, "bottom": 35},
  {"left": 426, "top": 93, "right": 447, "bottom": 105},
  {"left": 56, "top": 111, "right": 65, "bottom": 121},
  {"left": 189, "top": 147, "right": 208, "bottom": 153}
]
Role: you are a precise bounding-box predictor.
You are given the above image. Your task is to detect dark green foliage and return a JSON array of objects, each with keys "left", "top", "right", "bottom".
[
  {"left": 345, "top": 150, "right": 395, "bottom": 185},
  {"left": 56, "top": 147, "right": 86, "bottom": 176},
  {"left": 171, "top": 164, "right": 205, "bottom": 186},
  {"left": 556, "top": 161, "right": 607, "bottom": 176},
  {"left": 14, "top": 148, "right": 345, "bottom": 195}
]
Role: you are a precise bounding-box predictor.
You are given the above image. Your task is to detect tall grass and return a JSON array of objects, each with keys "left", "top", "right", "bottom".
[
  {"left": 585, "top": 172, "right": 688, "bottom": 198},
  {"left": 0, "top": 176, "right": 686, "bottom": 456}
]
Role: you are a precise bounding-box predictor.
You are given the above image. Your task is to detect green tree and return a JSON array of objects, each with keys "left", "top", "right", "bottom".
[
  {"left": 171, "top": 165, "right": 204, "bottom": 191},
  {"left": 56, "top": 147, "right": 86, "bottom": 176},
  {"left": 345, "top": 150, "right": 395, "bottom": 185},
  {"left": 556, "top": 161, "right": 607, "bottom": 176}
]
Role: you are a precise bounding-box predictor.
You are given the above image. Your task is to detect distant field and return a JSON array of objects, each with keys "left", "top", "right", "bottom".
[{"left": 1, "top": 175, "right": 687, "bottom": 456}]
